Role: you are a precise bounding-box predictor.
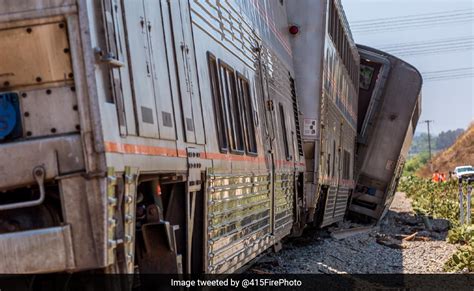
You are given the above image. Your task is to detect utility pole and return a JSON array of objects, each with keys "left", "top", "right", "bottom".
[{"left": 421, "top": 120, "right": 434, "bottom": 172}]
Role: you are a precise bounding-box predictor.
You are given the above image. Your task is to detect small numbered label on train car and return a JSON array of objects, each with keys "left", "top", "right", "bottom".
[{"left": 303, "top": 118, "right": 318, "bottom": 136}]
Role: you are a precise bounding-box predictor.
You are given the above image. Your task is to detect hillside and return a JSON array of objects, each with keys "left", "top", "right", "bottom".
[{"left": 417, "top": 123, "right": 474, "bottom": 178}]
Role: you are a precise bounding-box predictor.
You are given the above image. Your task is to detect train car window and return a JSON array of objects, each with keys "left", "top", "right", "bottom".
[
  {"left": 338, "top": 20, "right": 343, "bottom": 57},
  {"left": 332, "top": 140, "right": 336, "bottom": 177},
  {"left": 327, "top": 153, "right": 331, "bottom": 177},
  {"left": 207, "top": 52, "right": 229, "bottom": 152},
  {"left": 237, "top": 74, "right": 258, "bottom": 155},
  {"left": 360, "top": 64, "right": 375, "bottom": 90},
  {"left": 290, "top": 76, "right": 304, "bottom": 157},
  {"left": 328, "top": 0, "right": 333, "bottom": 36},
  {"left": 343, "top": 150, "right": 351, "bottom": 179},
  {"left": 219, "top": 61, "right": 245, "bottom": 154},
  {"left": 279, "top": 103, "right": 291, "bottom": 161},
  {"left": 331, "top": 1, "right": 337, "bottom": 42}
]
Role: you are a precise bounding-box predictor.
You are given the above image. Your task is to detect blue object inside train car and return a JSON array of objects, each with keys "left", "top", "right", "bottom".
[{"left": 0, "top": 93, "right": 22, "bottom": 141}]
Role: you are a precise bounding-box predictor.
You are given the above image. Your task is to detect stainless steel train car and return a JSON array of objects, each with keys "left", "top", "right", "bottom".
[
  {"left": 288, "top": 0, "right": 360, "bottom": 228},
  {"left": 349, "top": 45, "right": 422, "bottom": 220},
  {"left": 0, "top": 0, "right": 420, "bottom": 277},
  {"left": 0, "top": 0, "right": 304, "bottom": 275}
]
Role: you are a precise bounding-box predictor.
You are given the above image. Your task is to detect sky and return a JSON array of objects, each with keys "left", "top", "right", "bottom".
[{"left": 341, "top": 0, "right": 474, "bottom": 134}]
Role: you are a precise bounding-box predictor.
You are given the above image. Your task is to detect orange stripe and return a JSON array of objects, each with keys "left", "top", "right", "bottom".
[
  {"left": 204, "top": 152, "right": 265, "bottom": 163},
  {"left": 105, "top": 142, "right": 178, "bottom": 157},
  {"left": 105, "top": 141, "right": 307, "bottom": 167}
]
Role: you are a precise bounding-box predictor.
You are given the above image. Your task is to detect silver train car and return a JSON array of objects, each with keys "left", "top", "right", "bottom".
[
  {"left": 0, "top": 0, "right": 303, "bottom": 275},
  {"left": 288, "top": 0, "right": 359, "bottom": 229},
  {"left": 0, "top": 0, "right": 419, "bottom": 276},
  {"left": 349, "top": 45, "right": 422, "bottom": 220}
]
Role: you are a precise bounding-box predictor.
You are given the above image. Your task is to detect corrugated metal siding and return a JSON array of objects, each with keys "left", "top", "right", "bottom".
[{"left": 207, "top": 172, "right": 272, "bottom": 273}]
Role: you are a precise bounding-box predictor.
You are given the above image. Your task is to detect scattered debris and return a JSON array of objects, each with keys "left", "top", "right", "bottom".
[
  {"left": 376, "top": 236, "right": 405, "bottom": 249},
  {"left": 422, "top": 215, "right": 433, "bottom": 231},
  {"left": 248, "top": 192, "right": 459, "bottom": 274},
  {"left": 402, "top": 232, "right": 418, "bottom": 241},
  {"left": 330, "top": 226, "right": 373, "bottom": 240}
]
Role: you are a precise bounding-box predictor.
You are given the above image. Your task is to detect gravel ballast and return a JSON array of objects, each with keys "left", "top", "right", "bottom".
[{"left": 250, "top": 192, "right": 459, "bottom": 274}]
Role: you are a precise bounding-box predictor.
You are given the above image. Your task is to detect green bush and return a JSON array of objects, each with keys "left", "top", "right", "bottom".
[
  {"left": 397, "top": 176, "right": 473, "bottom": 272},
  {"left": 443, "top": 242, "right": 474, "bottom": 273},
  {"left": 447, "top": 225, "right": 474, "bottom": 245},
  {"left": 402, "top": 152, "right": 430, "bottom": 177}
]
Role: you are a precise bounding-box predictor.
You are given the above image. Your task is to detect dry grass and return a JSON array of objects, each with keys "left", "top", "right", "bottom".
[{"left": 417, "top": 123, "right": 474, "bottom": 178}]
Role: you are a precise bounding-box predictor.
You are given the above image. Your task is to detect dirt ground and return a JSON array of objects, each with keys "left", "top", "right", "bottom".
[{"left": 249, "top": 192, "right": 459, "bottom": 274}]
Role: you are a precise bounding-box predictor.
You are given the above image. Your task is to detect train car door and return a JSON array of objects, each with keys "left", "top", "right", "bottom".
[
  {"left": 163, "top": 0, "right": 205, "bottom": 144},
  {"left": 123, "top": 0, "right": 159, "bottom": 138},
  {"left": 255, "top": 47, "right": 277, "bottom": 234}
]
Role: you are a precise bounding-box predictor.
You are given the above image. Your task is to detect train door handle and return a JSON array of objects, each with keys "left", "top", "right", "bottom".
[{"left": 0, "top": 166, "right": 45, "bottom": 211}]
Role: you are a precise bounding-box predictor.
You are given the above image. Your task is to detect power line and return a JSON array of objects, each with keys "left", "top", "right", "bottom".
[
  {"left": 423, "top": 67, "right": 474, "bottom": 75},
  {"left": 388, "top": 42, "right": 474, "bottom": 53},
  {"left": 424, "top": 73, "right": 474, "bottom": 81},
  {"left": 350, "top": 9, "right": 471, "bottom": 24},
  {"left": 353, "top": 18, "right": 473, "bottom": 33},
  {"left": 352, "top": 12, "right": 474, "bottom": 28},
  {"left": 378, "top": 36, "right": 474, "bottom": 48},
  {"left": 421, "top": 67, "right": 474, "bottom": 82},
  {"left": 378, "top": 37, "right": 474, "bottom": 50},
  {"left": 391, "top": 45, "right": 474, "bottom": 57}
]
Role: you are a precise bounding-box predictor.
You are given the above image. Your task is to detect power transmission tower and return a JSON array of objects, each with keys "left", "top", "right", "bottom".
[{"left": 421, "top": 120, "right": 434, "bottom": 171}]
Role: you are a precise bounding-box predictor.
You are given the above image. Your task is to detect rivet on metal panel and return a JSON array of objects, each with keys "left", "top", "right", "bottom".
[
  {"left": 108, "top": 218, "right": 117, "bottom": 227},
  {"left": 107, "top": 174, "right": 117, "bottom": 184},
  {"left": 125, "top": 174, "right": 134, "bottom": 184},
  {"left": 125, "top": 195, "right": 133, "bottom": 204},
  {"left": 125, "top": 214, "right": 133, "bottom": 223},
  {"left": 108, "top": 239, "right": 117, "bottom": 248},
  {"left": 108, "top": 197, "right": 117, "bottom": 206}
]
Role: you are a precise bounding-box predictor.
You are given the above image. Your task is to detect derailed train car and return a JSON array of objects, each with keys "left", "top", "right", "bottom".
[
  {"left": 349, "top": 45, "right": 422, "bottom": 220},
  {"left": 288, "top": 0, "right": 359, "bottom": 228},
  {"left": 0, "top": 0, "right": 419, "bottom": 277}
]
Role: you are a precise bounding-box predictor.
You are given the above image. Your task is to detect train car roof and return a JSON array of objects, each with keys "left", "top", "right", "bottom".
[{"left": 356, "top": 44, "right": 423, "bottom": 88}]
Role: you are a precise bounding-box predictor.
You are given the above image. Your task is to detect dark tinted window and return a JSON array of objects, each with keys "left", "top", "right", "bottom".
[
  {"left": 207, "top": 52, "right": 228, "bottom": 152},
  {"left": 219, "top": 62, "right": 244, "bottom": 153},
  {"left": 237, "top": 74, "right": 258, "bottom": 155},
  {"left": 279, "top": 103, "right": 291, "bottom": 160}
]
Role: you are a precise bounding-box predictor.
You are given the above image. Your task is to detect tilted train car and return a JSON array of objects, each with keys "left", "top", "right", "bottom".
[
  {"left": 288, "top": 0, "right": 360, "bottom": 228},
  {"left": 349, "top": 45, "right": 422, "bottom": 220},
  {"left": 0, "top": 0, "right": 419, "bottom": 277}
]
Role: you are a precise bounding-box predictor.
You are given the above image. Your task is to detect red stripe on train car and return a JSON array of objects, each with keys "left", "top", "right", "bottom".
[{"left": 105, "top": 141, "right": 305, "bottom": 167}]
